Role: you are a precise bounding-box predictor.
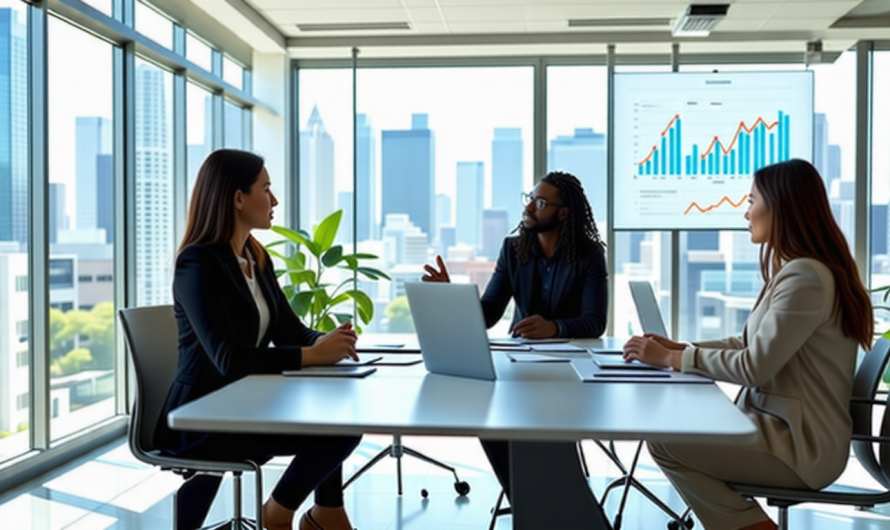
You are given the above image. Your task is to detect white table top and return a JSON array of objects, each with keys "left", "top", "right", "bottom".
[{"left": 169, "top": 349, "right": 756, "bottom": 444}]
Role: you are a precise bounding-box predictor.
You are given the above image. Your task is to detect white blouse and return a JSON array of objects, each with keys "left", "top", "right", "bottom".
[{"left": 236, "top": 250, "right": 270, "bottom": 347}]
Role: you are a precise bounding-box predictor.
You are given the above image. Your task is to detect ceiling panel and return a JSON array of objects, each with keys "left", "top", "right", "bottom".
[
  {"left": 771, "top": 1, "right": 860, "bottom": 17},
  {"left": 760, "top": 17, "right": 842, "bottom": 30},
  {"left": 251, "top": 0, "right": 404, "bottom": 8},
  {"left": 265, "top": 8, "right": 411, "bottom": 25}
]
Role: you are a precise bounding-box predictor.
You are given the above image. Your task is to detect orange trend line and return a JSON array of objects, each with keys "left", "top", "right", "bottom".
[
  {"left": 637, "top": 114, "right": 680, "bottom": 165},
  {"left": 636, "top": 115, "right": 780, "bottom": 167},
  {"left": 683, "top": 194, "right": 748, "bottom": 215}
]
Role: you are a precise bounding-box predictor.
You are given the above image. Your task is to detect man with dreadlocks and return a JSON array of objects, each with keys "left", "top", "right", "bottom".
[{"left": 422, "top": 170, "right": 608, "bottom": 499}]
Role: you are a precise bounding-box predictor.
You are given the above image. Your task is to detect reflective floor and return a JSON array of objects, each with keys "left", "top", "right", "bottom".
[{"left": 2, "top": 435, "right": 889, "bottom": 529}]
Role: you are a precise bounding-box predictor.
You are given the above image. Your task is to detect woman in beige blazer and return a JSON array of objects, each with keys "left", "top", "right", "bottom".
[{"left": 623, "top": 159, "right": 873, "bottom": 530}]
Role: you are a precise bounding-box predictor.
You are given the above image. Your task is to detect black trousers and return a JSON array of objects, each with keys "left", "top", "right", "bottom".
[
  {"left": 175, "top": 433, "right": 361, "bottom": 530},
  {"left": 481, "top": 439, "right": 511, "bottom": 500}
]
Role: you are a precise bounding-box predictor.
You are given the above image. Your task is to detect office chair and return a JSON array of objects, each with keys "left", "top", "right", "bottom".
[
  {"left": 724, "top": 337, "right": 890, "bottom": 530},
  {"left": 343, "top": 433, "right": 470, "bottom": 497},
  {"left": 120, "top": 305, "right": 263, "bottom": 530}
]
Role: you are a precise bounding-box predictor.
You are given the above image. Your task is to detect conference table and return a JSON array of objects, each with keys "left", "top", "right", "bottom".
[{"left": 168, "top": 338, "right": 756, "bottom": 530}]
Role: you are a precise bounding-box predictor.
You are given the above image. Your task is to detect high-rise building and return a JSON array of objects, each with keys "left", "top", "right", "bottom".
[
  {"left": 381, "top": 114, "right": 434, "bottom": 236},
  {"left": 435, "top": 193, "right": 451, "bottom": 242},
  {"left": 356, "top": 114, "right": 376, "bottom": 241},
  {"left": 382, "top": 213, "right": 428, "bottom": 265},
  {"left": 813, "top": 113, "right": 828, "bottom": 180},
  {"left": 548, "top": 128, "right": 606, "bottom": 220},
  {"left": 872, "top": 204, "right": 888, "bottom": 256},
  {"left": 48, "top": 183, "right": 68, "bottom": 245},
  {"left": 0, "top": 8, "right": 27, "bottom": 244},
  {"left": 300, "top": 106, "right": 335, "bottom": 229},
  {"left": 456, "top": 161, "right": 484, "bottom": 248},
  {"left": 0, "top": 251, "right": 30, "bottom": 434},
  {"left": 96, "top": 154, "right": 113, "bottom": 244},
  {"left": 338, "top": 191, "right": 354, "bottom": 245},
  {"left": 135, "top": 64, "right": 172, "bottom": 306},
  {"left": 482, "top": 209, "right": 509, "bottom": 261},
  {"left": 75, "top": 117, "right": 112, "bottom": 232},
  {"left": 491, "top": 128, "right": 523, "bottom": 228}
]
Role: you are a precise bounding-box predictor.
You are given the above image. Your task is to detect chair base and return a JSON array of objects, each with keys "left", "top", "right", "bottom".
[{"left": 203, "top": 518, "right": 258, "bottom": 530}]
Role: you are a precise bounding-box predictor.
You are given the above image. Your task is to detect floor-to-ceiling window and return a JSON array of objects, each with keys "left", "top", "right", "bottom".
[
  {"left": 0, "top": 0, "right": 29, "bottom": 463},
  {"left": 872, "top": 50, "right": 890, "bottom": 338},
  {"left": 47, "top": 15, "right": 117, "bottom": 441}
]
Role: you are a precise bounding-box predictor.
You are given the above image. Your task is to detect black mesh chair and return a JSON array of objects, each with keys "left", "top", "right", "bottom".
[
  {"left": 120, "top": 305, "right": 263, "bottom": 530},
  {"left": 727, "top": 337, "right": 890, "bottom": 530}
]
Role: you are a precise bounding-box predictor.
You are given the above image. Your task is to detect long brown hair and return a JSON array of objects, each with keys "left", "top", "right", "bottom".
[
  {"left": 179, "top": 149, "right": 267, "bottom": 269},
  {"left": 754, "top": 159, "right": 872, "bottom": 349}
]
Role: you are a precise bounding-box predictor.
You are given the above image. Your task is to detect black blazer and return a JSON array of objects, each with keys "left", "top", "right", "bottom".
[
  {"left": 480, "top": 236, "right": 608, "bottom": 338},
  {"left": 155, "top": 242, "right": 322, "bottom": 454}
]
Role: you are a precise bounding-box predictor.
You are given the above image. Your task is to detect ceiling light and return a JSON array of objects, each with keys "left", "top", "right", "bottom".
[
  {"left": 672, "top": 4, "right": 730, "bottom": 37},
  {"left": 568, "top": 18, "right": 671, "bottom": 28},
  {"left": 296, "top": 22, "right": 411, "bottom": 32}
]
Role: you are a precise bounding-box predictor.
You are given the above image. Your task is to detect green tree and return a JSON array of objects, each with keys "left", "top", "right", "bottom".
[
  {"left": 83, "top": 302, "right": 115, "bottom": 369},
  {"left": 52, "top": 348, "right": 93, "bottom": 377},
  {"left": 386, "top": 296, "right": 414, "bottom": 333}
]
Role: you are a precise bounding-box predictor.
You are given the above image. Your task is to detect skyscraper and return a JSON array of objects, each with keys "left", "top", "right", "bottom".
[
  {"left": 356, "top": 114, "right": 376, "bottom": 241},
  {"left": 0, "top": 8, "right": 27, "bottom": 244},
  {"left": 96, "top": 154, "right": 113, "bottom": 244},
  {"left": 491, "top": 128, "right": 523, "bottom": 228},
  {"left": 549, "top": 128, "right": 606, "bottom": 220},
  {"left": 300, "top": 106, "right": 335, "bottom": 229},
  {"left": 813, "top": 113, "right": 828, "bottom": 180},
  {"left": 381, "top": 114, "right": 434, "bottom": 236},
  {"left": 75, "top": 117, "right": 112, "bottom": 231},
  {"left": 456, "top": 161, "right": 483, "bottom": 248},
  {"left": 435, "top": 193, "right": 451, "bottom": 243},
  {"left": 482, "top": 209, "right": 509, "bottom": 260},
  {"left": 338, "top": 191, "right": 354, "bottom": 245},
  {"left": 48, "top": 183, "right": 68, "bottom": 245},
  {"left": 135, "top": 63, "right": 172, "bottom": 306}
]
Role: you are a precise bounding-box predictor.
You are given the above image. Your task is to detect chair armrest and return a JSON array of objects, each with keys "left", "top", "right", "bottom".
[
  {"left": 852, "top": 434, "right": 890, "bottom": 444},
  {"left": 851, "top": 397, "right": 887, "bottom": 406}
]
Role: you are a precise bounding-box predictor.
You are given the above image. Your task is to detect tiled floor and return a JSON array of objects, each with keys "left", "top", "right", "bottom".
[{"left": 2, "top": 435, "right": 890, "bottom": 529}]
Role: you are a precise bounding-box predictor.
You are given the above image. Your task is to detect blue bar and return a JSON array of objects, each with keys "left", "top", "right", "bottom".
[
  {"left": 645, "top": 160, "right": 651, "bottom": 175},
  {"left": 654, "top": 150, "right": 659, "bottom": 175},
  {"left": 742, "top": 132, "right": 750, "bottom": 174},
  {"left": 661, "top": 136, "right": 667, "bottom": 175},
  {"left": 730, "top": 150, "right": 736, "bottom": 175},
  {"left": 676, "top": 118, "right": 683, "bottom": 174},
  {"left": 777, "top": 111, "right": 784, "bottom": 160},
  {"left": 754, "top": 126, "right": 761, "bottom": 171},
  {"left": 669, "top": 128, "right": 676, "bottom": 175},
  {"left": 769, "top": 132, "right": 775, "bottom": 165},
  {"left": 723, "top": 153, "right": 728, "bottom": 174},
  {"left": 701, "top": 157, "right": 706, "bottom": 175},
  {"left": 783, "top": 114, "right": 790, "bottom": 159},
  {"left": 708, "top": 151, "right": 714, "bottom": 175},
  {"left": 685, "top": 155, "right": 691, "bottom": 175},
  {"left": 692, "top": 144, "right": 698, "bottom": 176},
  {"left": 716, "top": 149, "right": 722, "bottom": 175}
]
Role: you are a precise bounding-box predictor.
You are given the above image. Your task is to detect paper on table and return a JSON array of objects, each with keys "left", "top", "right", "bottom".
[
  {"left": 507, "top": 352, "right": 572, "bottom": 363},
  {"left": 529, "top": 343, "right": 588, "bottom": 353}
]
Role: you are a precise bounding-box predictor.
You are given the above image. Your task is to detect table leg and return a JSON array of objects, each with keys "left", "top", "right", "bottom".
[{"left": 510, "top": 441, "right": 612, "bottom": 530}]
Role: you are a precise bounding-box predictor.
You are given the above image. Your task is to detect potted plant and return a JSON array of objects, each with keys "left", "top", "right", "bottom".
[{"left": 266, "top": 210, "right": 390, "bottom": 332}]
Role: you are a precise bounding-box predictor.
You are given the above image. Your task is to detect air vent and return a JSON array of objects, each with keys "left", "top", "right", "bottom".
[
  {"left": 672, "top": 4, "right": 730, "bottom": 37},
  {"left": 568, "top": 18, "right": 671, "bottom": 28},
  {"left": 296, "top": 22, "right": 411, "bottom": 32}
]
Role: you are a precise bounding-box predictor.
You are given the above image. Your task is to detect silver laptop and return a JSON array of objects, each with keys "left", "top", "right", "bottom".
[
  {"left": 403, "top": 282, "right": 497, "bottom": 381},
  {"left": 628, "top": 281, "right": 669, "bottom": 337}
]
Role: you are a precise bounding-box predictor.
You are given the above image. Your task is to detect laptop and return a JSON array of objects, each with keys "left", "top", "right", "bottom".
[
  {"left": 628, "top": 281, "right": 669, "bottom": 337},
  {"left": 403, "top": 282, "right": 497, "bottom": 381}
]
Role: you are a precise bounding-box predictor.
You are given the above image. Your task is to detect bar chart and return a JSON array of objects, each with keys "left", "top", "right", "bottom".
[
  {"left": 636, "top": 112, "right": 792, "bottom": 177},
  {"left": 613, "top": 71, "right": 813, "bottom": 229}
]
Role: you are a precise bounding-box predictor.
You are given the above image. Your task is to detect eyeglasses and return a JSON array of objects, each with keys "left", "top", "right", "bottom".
[{"left": 521, "top": 192, "right": 564, "bottom": 211}]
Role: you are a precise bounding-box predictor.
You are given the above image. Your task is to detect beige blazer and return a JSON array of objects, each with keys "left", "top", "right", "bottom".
[{"left": 680, "top": 257, "right": 858, "bottom": 489}]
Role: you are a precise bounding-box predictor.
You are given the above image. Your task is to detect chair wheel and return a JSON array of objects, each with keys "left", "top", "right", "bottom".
[
  {"left": 454, "top": 481, "right": 471, "bottom": 496},
  {"left": 421, "top": 488, "right": 429, "bottom": 498}
]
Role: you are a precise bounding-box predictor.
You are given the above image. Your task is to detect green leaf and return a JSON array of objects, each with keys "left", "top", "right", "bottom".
[
  {"left": 318, "top": 315, "right": 337, "bottom": 332},
  {"left": 266, "top": 247, "right": 288, "bottom": 261},
  {"left": 341, "top": 256, "right": 359, "bottom": 269},
  {"left": 274, "top": 268, "right": 286, "bottom": 278},
  {"left": 288, "top": 270, "right": 316, "bottom": 287},
  {"left": 321, "top": 245, "right": 344, "bottom": 267},
  {"left": 345, "top": 289, "right": 374, "bottom": 325},
  {"left": 313, "top": 210, "right": 343, "bottom": 252},
  {"left": 282, "top": 284, "right": 296, "bottom": 298},
  {"left": 332, "top": 313, "right": 353, "bottom": 325},
  {"left": 313, "top": 288, "right": 331, "bottom": 316},
  {"left": 352, "top": 253, "right": 379, "bottom": 260},
  {"left": 290, "top": 291, "right": 314, "bottom": 318},
  {"left": 357, "top": 266, "right": 391, "bottom": 281},
  {"left": 271, "top": 226, "right": 319, "bottom": 257},
  {"left": 329, "top": 292, "right": 352, "bottom": 307}
]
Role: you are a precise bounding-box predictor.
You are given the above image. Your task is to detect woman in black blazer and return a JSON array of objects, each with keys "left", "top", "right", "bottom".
[{"left": 157, "top": 149, "right": 360, "bottom": 530}]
